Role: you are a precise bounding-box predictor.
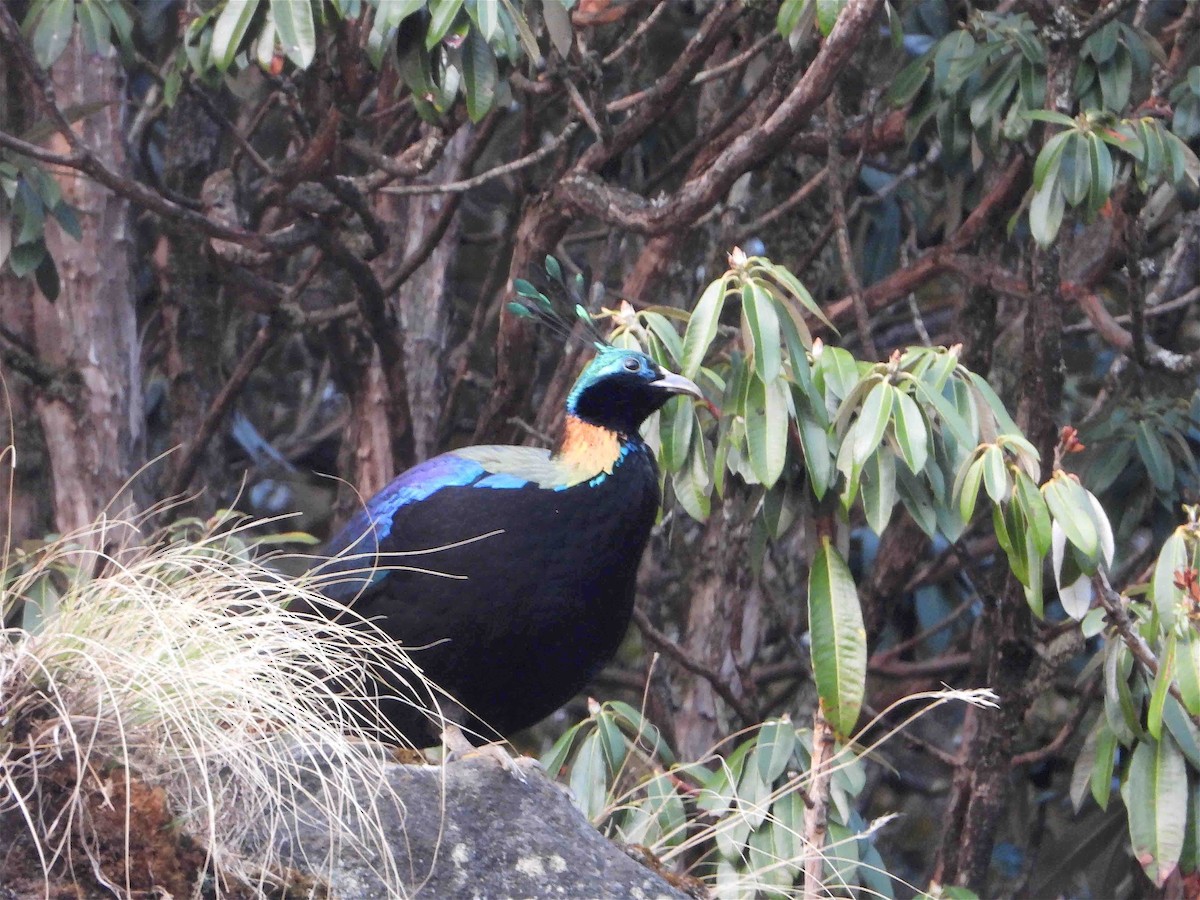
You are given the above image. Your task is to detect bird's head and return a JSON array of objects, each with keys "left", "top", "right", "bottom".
[{"left": 566, "top": 347, "right": 703, "bottom": 436}]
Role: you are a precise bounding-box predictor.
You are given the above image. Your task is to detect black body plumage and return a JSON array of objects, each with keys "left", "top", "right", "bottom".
[{"left": 314, "top": 346, "right": 701, "bottom": 743}]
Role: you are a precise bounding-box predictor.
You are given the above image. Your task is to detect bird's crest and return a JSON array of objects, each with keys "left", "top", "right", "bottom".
[{"left": 507, "top": 255, "right": 609, "bottom": 349}]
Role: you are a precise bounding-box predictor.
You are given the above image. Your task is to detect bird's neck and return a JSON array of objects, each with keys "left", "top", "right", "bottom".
[{"left": 554, "top": 414, "right": 638, "bottom": 480}]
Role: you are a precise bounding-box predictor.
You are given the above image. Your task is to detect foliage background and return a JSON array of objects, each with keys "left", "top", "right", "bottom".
[{"left": 1, "top": 0, "right": 1199, "bottom": 896}]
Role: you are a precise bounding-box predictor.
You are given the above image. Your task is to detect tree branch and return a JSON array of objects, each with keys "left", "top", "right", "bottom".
[{"left": 562, "top": 0, "right": 884, "bottom": 235}]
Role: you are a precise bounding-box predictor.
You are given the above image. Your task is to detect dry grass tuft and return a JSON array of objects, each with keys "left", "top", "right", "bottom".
[{"left": 0, "top": 510, "right": 432, "bottom": 897}]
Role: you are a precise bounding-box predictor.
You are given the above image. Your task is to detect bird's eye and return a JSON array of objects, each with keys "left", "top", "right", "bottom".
[{"left": 623, "top": 357, "right": 641, "bottom": 372}]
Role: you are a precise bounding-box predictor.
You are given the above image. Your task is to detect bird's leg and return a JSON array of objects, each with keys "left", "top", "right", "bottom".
[{"left": 440, "top": 722, "right": 537, "bottom": 783}]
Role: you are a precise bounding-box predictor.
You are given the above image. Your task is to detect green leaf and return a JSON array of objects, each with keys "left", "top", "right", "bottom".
[
  {"left": 1072, "top": 715, "right": 1115, "bottom": 812},
  {"left": 852, "top": 382, "right": 895, "bottom": 466},
  {"left": 1032, "top": 129, "right": 1074, "bottom": 192},
  {"left": 1148, "top": 634, "right": 1178, "bottom": 741},
  {"left": 891, "top": 389, "right": 929, "bottom": 474},
  {"left": 377, "top": 0, "right": 426, "bottom": 31},
  {"left": 1127, "top": 736, "right": 1188, "bottom": 887},
  {"left": 1060, "top": 132, "right": 1092, "bottom": 206},
  {"left": 981, "top": 444, "right": 1010, "bottom": 504},
  {"left": 1043, "top": 473, "right": 1099, "bottom": 560},
  {"left": 755, "top": 718, "right": 796, "bottom": 784},
  {"left": 1025, "top": 109, "right": 1078, "bottom": 128},
  {"left": 1029, "top": 179, "right": 1066, "bottom": 247},
  {"left": 1176, "top": 633, "right": 1200, "bottom": 716},
  {"left": 815, "top": 0, "right": 840, "bottom": 36},
  {"left": 746, "top": 376, "right": 789, "bottom": 487},
  {"left": 1163, "top": 697, "right": 1200, "bottom": 771},
  {"left": 9, "top": 239, "right": 46, "bottom": 279},
  {"left": 270, "top": 0, "right": 316, "bottom": 69},
  {"left": 461, "top": 29, "right": 497, "bottom": 121},
  {"left": 1015, "top": 470, "right": 1052, "bottom": 555},
  {"left": 1098, "top": 48, "right": 1132, "bottom": 113},
  {"left": 661, "top": 396, "right": 693, "bottom": 473},
  {"left": 569, "top": 730, "right": 608, "bottom": 821},
  {"left": 970, "top": 56, "right": 1019, "bottom": 128},
  {"left": 889, "top": 55, "right": 930, "bottom": 106},
  {"left": 798, "top": 415, "right": 832, "bottom": 500},
  {"left": 466, "top": 0, "right": 500, "bottom": 41},
  {"left": 77, "top": 1, "right": 112, "bottom": 54},
  {"left": 1105, "top": 641, "right": 1139, "bottom": 745},
  {"left": 1085, "top": 131, "right": 1115, "bottom": 217},
  {"left": 862, "top": 449, "right": 897, "bottom": 536},
  {"left": 744, "top": 280, "right": 782, "bottom": 383},
  {"left": 538, "top": 721, "right": 581, "bottom": 777},
  {"left": 910, "top": 377, "right": 974, "bottom": 448},
  {"left": 1024, "top": 525, "right": 1045, "bottom": 617},
  {"left": 1087, "top": 21, "right": 1119, "bottom": 63},
  {"left": 426, "top": 0, "right": 465, "bottom": 49},
  {"left": 1136, "top": 420, "right": 1175, "bottom": 492},
  {"left": 212, "top": 0, "right": 262, "bottom": 72},
  {"left": 1153, "top": 530, "right": 1187, "bottom": 632},
  {"left": 808, "top": 538, "right": 867, "bottom": 738},
  {"left": 681, "top": 278, "right": 726, "bottom": 380},
  {"left": 29, "top": 0, "right": 74, "bottom": 68},
  {"left": 955, "top": 455, "right": 986, "bottom": 524}
]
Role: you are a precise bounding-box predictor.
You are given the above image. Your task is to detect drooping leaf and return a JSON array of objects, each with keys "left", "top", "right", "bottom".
[
  {"left": 270, "top": 0, "right": 316, "bottom": 69},
  {"left": 1148, "top": 635, "right": 1178, "bottom": 741},
  {"left": 891, "top": 387, "right": 929, "bottom": 474},
  {"left": 862, "top": 449, "right": 898, "bottom": 536},
  {"left": 1175, "top": 632, "right": 1200, "bottom": 716},
  {"left": 28, "top": 0, "right": 74, "bottom": 68},
  {"left": 1126, "top": 735, "right": 1187, "bottom": 887},
  {"left": 743, "top": 280, "right": 782, "bottom": 384},
  {"left": 1071, "top": 715, "right": 1115, "bottom": 812},
  {"left": 681, "top": 278, "right": 727, "bottom": 380},
  {"left": 808, "top": 538, "right": 867, "bottom": 738},
  {"left": 1029, "top": 179, "right": 1066, "bottom": 246},
  {"left": 746, "top": 375, "right": 789, "bottom": 487},
  {"left": 542, "top": 0, "right": 573, "bottom": 57},
  {"left": 755, "top": 718, "right": 796, "bottom": 785},
  {"left": 426, "top": 0, "right": 465, "bottom": 49},
  {"left": 569, "top": 730, "right": 608, "bottom": 821},
  {"left": 461, "top": 29, "right": 498, "bottom": 121},
  {"left": 211, "top": 0, "right": 262, "bottom": 72},
  {"left": 1043, "top": 473, "right": 1100, "bottom": 561},
  {"left": 852, "top": 381, "right": 895, "bottom": 466},
  {"left": 1135, "top": 420, "right": 1175, "bottom": 493},
  {"left": 1153, "top": 530, "right": 1187, "bottom": 632}
]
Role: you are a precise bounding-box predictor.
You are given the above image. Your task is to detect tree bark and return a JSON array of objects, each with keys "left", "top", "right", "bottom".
[
  {"left": 31, "top": 30, "right": 142, "bottom": 535},
  {"left": 673, "top": 491, "right": 761, "bottom": 761},
  {"left": 376, "top": 128, "right": 469, "bottom": 461}
]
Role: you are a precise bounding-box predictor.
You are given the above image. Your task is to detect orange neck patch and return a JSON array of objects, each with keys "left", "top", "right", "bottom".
[{"left": 555, "top": 415, "right": 623, "bottom": 482}]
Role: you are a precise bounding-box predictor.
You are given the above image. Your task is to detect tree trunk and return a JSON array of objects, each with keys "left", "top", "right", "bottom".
[
  {"left": 375, "top": 128, "right": 469, "bottom": 461},
  {"left": 32, "top": 30, "right": 142, "bottom": 535},
  {"left": 672, "top": 491, "right": 761, "bottom": 761},
  {"left": 158, "top": 90, "right": 226, "bottom": 509},
  {"left": 933, "top": 243, "right": 1064, "bottom": 890}
]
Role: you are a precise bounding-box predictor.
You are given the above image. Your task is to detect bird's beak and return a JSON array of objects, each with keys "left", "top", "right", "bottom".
[{"left": 651, "top": 370, "right": 704, "bottom": 400}]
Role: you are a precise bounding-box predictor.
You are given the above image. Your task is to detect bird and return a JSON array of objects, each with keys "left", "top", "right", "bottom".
[{"left": 313, "top": 341, "right": 702, "bottom": 746}]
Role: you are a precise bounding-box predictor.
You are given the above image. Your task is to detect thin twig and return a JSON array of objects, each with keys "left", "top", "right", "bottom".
[
  {"left": 1010, "top": 678, "right": 1099, "bottom": 768},
  {"left": 601, "top": 0, "right": 670, "bottom": 66},
  {"left": 379, "top": 123, "right": 576, "bottom": 197},
  {"left": 632, "top": 606, "right": 757, "bottom": 725},
  {"left": 1092, "top": 571, "right": 1200, "bottom": 725},
  {"left": 691, "top": 32, "right": 776, "bottom": 85},
  {"left": 826, "top": 92, "right": 877, "bottom": 358},
  {"left": 802, "top": 707, "right": 836, "bottom": 899}
]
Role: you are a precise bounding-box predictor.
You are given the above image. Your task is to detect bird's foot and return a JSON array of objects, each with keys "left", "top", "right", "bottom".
[{"left": 440, "top": 723, "right": 538, "bottom": 783}]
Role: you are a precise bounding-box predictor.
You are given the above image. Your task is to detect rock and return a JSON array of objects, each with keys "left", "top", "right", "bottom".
[{"left": 272, "top": 753, "right": 691, "bottom": 899}]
